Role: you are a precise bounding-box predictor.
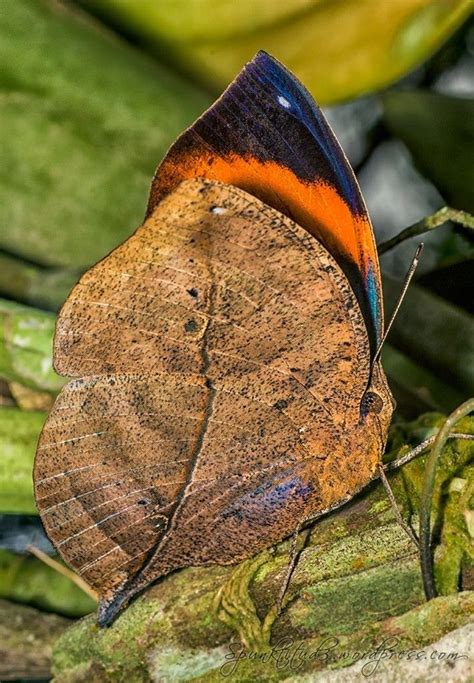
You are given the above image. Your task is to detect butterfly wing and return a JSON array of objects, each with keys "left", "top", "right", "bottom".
[
  {"left": 148, "top": 51, "right": 383, "bottom": 353},
  {"left": 34, "top": 180, "right": 387, "bottom": 625}
]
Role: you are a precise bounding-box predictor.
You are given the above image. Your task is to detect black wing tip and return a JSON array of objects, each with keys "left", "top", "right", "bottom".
[
  {"left": 251, "top": 50, "right": 286, "bottom": 74},
  {"left": 247, "top": 50, "right": 320, "bottom": 112},
  {"left": 255, "top": 49, "right": 273, "bottom": 61}
]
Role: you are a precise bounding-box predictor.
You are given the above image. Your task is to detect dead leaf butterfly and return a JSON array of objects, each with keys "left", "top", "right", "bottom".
[{"left": 34, "top": 51, "right": 394, "bottom": 626}]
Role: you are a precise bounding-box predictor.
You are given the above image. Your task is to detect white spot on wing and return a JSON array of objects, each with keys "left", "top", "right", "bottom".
[
  {"left": 277, "top": 95, "right": 291, "bottom": 109},
  {"left": 211, "top": 206, "right": 227, "bottom": 214}
]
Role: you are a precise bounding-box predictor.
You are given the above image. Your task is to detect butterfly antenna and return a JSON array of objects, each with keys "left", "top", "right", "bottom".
[{"left": 372, "top": 243, "right": 424, "bottom": 365}]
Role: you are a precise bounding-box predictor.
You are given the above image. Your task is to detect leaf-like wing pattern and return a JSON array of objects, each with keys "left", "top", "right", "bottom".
[{"left": 35, "top": 180, "right": 390, "bottom": 624}]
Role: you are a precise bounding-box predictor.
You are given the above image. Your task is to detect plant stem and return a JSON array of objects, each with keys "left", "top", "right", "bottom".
[
  {"left": 27, "top": 545, "right": 98, "bottom": 601},
  {"left": 377, "top": 207, "right": 474, "bottom": 255},
  {"left": 383, "top": 432, "right": 474, "bottom": 472},
  {"left": 418, "top": 399, "right": 474, "bottom": 600}
]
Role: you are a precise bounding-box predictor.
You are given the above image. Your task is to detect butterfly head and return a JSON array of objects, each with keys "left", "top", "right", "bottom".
[{"left": 358, "top": 362, "right": 395, "bottom": 448}]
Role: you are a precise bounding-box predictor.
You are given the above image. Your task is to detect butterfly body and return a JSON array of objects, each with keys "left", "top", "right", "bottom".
[{"left": 34, "top": 53, "right": 394, "bottom": 626}]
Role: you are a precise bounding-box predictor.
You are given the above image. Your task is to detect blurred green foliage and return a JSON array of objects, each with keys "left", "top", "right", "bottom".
[
  {"left": 0, "top": 254, "right": 79, "bottom": 312},
  {"left": 1, "top": 0, "right": 210, "bottom": 268},
  {"left": 78, "top": 0, "right": 472, "bottom": 103},
  {"left": 0, "top": 299, "right": 63, "bottom": 393},
  {"left": 0, "top": 408, "right": 46, "bottom": 514},
  {"left": 383, "top": 90, "right": 474, "bottom": 212},
  {"left": 0, "top": 549, "right": 96, "bottom": 617}
]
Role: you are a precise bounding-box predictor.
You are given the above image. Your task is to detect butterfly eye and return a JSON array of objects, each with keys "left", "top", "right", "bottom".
[{"left": 360, "top": 391, "right": 384, "bottom": 419}]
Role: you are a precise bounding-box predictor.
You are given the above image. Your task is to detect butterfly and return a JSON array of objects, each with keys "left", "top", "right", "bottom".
[{"left": 34, "top": 51, "right": 394, "bottom": 627}]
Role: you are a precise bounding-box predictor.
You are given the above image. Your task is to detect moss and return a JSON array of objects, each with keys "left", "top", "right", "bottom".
[
  {"left": 436, "top": 469, "right": 474, "bottom": 594},
  {"left": 213, "top": 553, "right": 278, "bottom": 652},
  {"left": 53, "top": 598, "right": 167, "bottom": 681},
  {"left": 150, "top": 645, "right": 231, "bottom": 683},
  {"left": 290, "top": 561, "right": 423, "bottom": 638},
  {"left": 297, "top": 523, "right": 414, "bottom": 586},
  {"left": 167, "top": 593, "right": 473, "bottom": 681},
  {"left": 380, "top": 591, "right": 474, "bottom": 647},
  {"left": 369, "top": 499, "right": 389, "bottom": 515}
]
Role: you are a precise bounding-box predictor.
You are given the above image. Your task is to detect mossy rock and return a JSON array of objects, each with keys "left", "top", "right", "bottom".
[{"left": 51, "top": 472, "right": 473, "bottom": 681}]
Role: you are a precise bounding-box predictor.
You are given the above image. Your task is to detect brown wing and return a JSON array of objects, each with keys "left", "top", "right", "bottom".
[{"left": 34, "top": 179, "right": 386, "bottom": 625}]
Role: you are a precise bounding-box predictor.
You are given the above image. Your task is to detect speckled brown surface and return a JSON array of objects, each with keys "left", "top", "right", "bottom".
[{"left": 34, "top": 179, "right": 393, "bottom": 623}]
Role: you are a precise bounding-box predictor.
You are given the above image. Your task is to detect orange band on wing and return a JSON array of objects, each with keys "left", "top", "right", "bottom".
[
  {"left": 147, "top": 52, "right": 384, "bottom": 350},
  {"left": 153, "top": 152, "right": 377, "bottom": 297}
]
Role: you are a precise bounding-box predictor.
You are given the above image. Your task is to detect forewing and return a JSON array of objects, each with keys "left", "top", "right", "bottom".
[{"left": 148, "top": 51, "right": 383, "bottom": 351}]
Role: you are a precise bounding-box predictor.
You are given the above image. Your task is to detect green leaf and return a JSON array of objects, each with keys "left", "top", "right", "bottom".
[
  {"left": 0, "top": 253, "right": 79, "bottom": 312},
  {"left": 79, "top": 0, "right": 472, "bottom": 103},
  {"left": 0, "top": 299, "right": 63, "bottom": 393},
  {"left": 382, "top": 90, "right": 474, "bottom": 212},
  {"left": 0, "top": 0, "right": 211, "bottom": 269},
  {"left": 0, "top": 408, "right": 45, "bottom": 514},
  {"left": 0, "top": 549, "right": 96, "bottom": 617}
]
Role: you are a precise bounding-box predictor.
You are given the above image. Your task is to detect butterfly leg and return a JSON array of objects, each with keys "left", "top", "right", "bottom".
[
  {"left": 276, "top": 521, "right": 312, "bottom": 616},
  {"left": 377, "top": 464, "right": 419, "bottom": 548}
]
